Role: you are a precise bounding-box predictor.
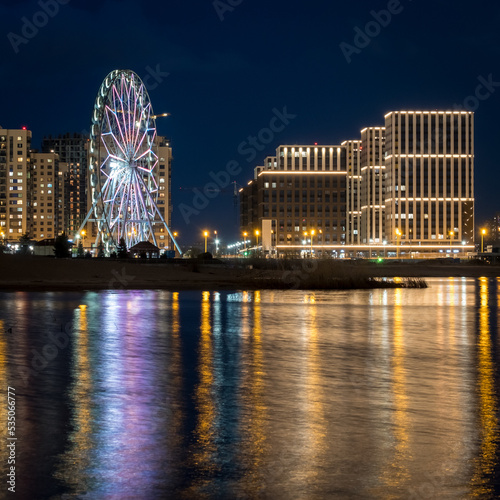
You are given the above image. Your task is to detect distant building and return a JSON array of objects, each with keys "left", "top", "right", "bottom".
[
  {"left": 240, "top": 144, "right": 347, "bottom": 256},
  {"left": 360, "top": 127, "right": 386, "bottom": 243},
  {"left": 343, "top": 139, "right": 362, "bottom": 245},
  {"left": 240, "top": 110, "right": 475, "bottom": 257},
  {"left": 384, "top": 111, "right": 475, "bottom": 245},
  {"left": 31, "top": 151, "right": 61, "bottom": 240},
  {"left": 42, "top": 133, "right": 88, "bottom": 238},
  {"left": 0, "top": 127, "right": 33, "bottom": 240}
]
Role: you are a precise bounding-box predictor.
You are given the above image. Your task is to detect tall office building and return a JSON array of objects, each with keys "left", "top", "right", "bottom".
[
  {"left": 384, "top": 111, "right": 474, "bottom": 245},
  {"left": 31, "top": 152, "right": 61, "bottom": 240},
  {"left": 360, "top": 126, "right": 386, "bottom": 243},
  {"left": 0, "top": 127, "right": 33, "bottom": 240},
  {"left": 343, "top": 139, "right": 362, "bottom": 244},
  {"left": 42, "top": 133, "right": 88, "bottom": 237}
]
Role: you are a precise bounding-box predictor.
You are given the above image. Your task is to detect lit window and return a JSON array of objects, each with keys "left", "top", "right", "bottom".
[{"left": 17, "top": 158, "right": 23, "bottom": 162}]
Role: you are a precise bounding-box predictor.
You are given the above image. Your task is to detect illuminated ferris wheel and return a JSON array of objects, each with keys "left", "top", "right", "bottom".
[{"left": 80, "top": 69, "right": 180, "bottom": 253}]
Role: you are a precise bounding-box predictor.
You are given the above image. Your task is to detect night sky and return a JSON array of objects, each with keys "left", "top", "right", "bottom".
[{"left": 1, "top": 0, "right": 499, "bottom": 245}]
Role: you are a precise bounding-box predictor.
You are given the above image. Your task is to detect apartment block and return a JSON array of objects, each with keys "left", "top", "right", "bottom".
[
  {"left": 31, "top": 152, "right": 60, "bottom": 240},
  {"left": 0, "top": 127, "right": 32, "bottom": 240},
  {"left": 42, "top": 133, "right": 88, "bottom": 237},
  {"left": 384, "top": 111, "right": 474, "bottom": 245}
]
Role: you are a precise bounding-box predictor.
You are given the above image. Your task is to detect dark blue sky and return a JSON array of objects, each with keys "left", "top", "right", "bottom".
[{"left": 1, "top": 0, "right": 499, "bottom": 245}]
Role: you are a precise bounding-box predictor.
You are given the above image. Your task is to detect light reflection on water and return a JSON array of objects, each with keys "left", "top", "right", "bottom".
[{"left": 0, "top": 278, "right": 500, "bottom": 498}]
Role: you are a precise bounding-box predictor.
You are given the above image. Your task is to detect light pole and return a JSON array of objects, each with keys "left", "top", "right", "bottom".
[
  {"left": 395, "top": 228, "right": 401, "bottom": 259},
  {"left": 481, "top": 228, "right": 486, "bottom": 253},
  {"left": 310, "top": 229, "right": 315, "bottom": 257},
  {"left": 243, "top": 232, "right": 248, "bottom": 254},
  {"left": 214, "top": 230, "right": 219, "bottom": 255},
  {"left": 449, "top": 230, "right": 454, "bottom": 253},
  {"left": 255, "top": 230, "right": 260, "bottom": 254},
  {"left": 204, "top": 231, "right": 209, "bottom": 253}
]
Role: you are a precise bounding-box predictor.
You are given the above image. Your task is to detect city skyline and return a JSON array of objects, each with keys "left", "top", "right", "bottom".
[{"left": 1, "top": 0, "right": 499, "bottom": 243}]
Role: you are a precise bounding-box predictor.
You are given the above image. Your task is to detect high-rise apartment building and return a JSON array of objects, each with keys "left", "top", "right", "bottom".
[
  {"left": 31, "top": 152, "right": 61, "bottom": 240},
  {"left": 42, "top": 133, "right": 88, "bottom": 237},
  {"left": 155, "top": 136, "right": 173, "bottom": 250},
  {"left": 0, "top": 127, "right": 32, "bottom": 240},
  {"left": 360, "top": 126, "right": 386, "bottom": 243},
  {"left": 384, "top": 111, "right": 474, "bottom": 245}
]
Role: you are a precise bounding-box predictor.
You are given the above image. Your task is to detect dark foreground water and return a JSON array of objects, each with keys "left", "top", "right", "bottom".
[{"left": 1, "top": 278, "right": 500, "bottom": 499}]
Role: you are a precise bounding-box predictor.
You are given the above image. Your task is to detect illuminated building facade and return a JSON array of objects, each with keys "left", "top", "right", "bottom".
[
  {"left": 360, "top": 127, "right": 386, "bottom": 243},
  {"left": 0, "top": 127, "right": 32, "bottom": 240},
  {"left": 343, "top": 139, "right": 362, "bottom": 244},
  {"left": 31, "top": 152, "right": 61, "bottom": 240},
  {"left": 240, "top": 144, "right": 347, "bottom": 254},
  {"left": 42, "top": 133, "right": 88, "bottom": 238},
  {"left": 240, "top": 110, "right": 475, "bottom": 257},
  {"left": 384, "top": 111, "right": 474, "bottom": 245},
  {"left": 155, "top": 136, "right": 173, "bottom": 250}
]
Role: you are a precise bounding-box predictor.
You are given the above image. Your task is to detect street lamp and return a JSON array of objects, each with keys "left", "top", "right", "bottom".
[
  {"left": 243, "top": 232, "right": 248, "bottom": 254},
  {"left": 449, "top": 230, "right": 454, "bottom": 252},
  {"left": 255, "top": 230, "right": 260, "bottom": 252},
  {"left": 395, "top": 228, "right": 401, "bottom": 259},
  {"left": 481, "top": 228, "right": 486, "bottom": 253},
  {"left": 214, "top": 230, "right": 219, "bottom": 255},
  {"left": 310, "top": 229, "right": 315, "bottom": 257},
  {"left": 203, "top": 231, "right": 209, "bottom": 253}
]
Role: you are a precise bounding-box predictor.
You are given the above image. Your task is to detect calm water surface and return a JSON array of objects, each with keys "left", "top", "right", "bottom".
[{"left": 1, "top": 278, "right": 500, "bottom": 499}]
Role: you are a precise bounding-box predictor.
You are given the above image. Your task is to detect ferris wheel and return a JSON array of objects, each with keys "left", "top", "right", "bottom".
[{"left": 80, "top": 69, "right": 180, "bottom": 254}]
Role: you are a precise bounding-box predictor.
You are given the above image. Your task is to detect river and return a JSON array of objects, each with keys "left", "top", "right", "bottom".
[{"left": 0, "top": 278, "right": 499, "bottom": 499}]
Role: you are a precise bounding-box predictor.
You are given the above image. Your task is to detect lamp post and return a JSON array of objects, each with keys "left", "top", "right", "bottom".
[
  {"left": 214, "top": 230, "right": 219, "bottom": 255},
  {"left": 449, "top": 230, "right": 454, "bottom": 253},
  {"left": 203, "top": 231, "right": 209, "bottom": 253},
  {"left": 243, "top": 232, "right": 248, "bottom": 254},
  {"left": 481, "top": 228, "right": 486, "bottom": 253},
  {"left": 310, "top": 229, "right": 315, "bottom": 258},
  {"left": 395, "top": 228, "right": 401, "bottom": 259},
  {"left": 255, "top": 230, "right": 260, "bottom": 254}
]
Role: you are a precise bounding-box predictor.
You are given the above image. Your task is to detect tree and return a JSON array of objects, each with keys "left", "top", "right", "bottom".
[
  {"left": 117, "top": 237, "right": 128, "bottom": 259},
  {"left": 97, "top": 241, "right": 105, "bottom": 258},
  {"left": 77, "top": 240, "right": 84, "bottom": 258},
  {"left": 53, "top": 233, "right": 71, "bottom": 258}
]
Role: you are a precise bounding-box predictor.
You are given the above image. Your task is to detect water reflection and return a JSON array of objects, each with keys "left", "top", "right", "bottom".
[{"left": 1, "top": 280, "right": 500, "bottom": 498}]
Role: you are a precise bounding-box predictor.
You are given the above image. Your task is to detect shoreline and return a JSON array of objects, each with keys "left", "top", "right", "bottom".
[{"left": 0, "top": 255, "right": 499, "bottom": 292}]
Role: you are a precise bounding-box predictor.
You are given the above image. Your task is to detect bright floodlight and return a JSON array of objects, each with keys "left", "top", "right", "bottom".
[{"left": 80, "top": 69, "right": 180, "bottom": 254}]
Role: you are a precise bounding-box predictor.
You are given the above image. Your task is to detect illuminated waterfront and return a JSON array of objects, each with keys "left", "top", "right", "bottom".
[{"left": 1, "top": 279, "right": 500, "bottom": 498}]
